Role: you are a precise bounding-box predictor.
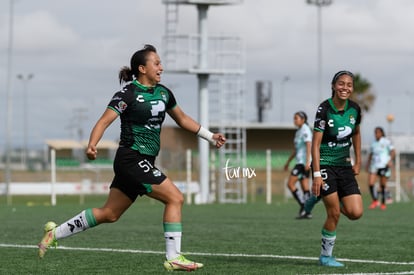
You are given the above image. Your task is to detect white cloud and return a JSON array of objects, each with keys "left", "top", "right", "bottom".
[{"left": 13, "top": 10, "right": 79, "bottom": 54}]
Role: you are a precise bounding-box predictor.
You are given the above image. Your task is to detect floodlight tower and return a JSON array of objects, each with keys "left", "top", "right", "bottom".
[
  {"left": 163, "top": 0, "right": 244, "bottom": 203},
  {"left": 306, "top": 0, "right": 332, "bottom": 103},
  {"left": 17, "top": 73, "right": 34, "bottom": 167}
]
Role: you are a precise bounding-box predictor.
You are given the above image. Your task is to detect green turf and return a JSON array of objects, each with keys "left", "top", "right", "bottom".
[{"left": 0, "top": 195, "right": 413, "bottom": 274}]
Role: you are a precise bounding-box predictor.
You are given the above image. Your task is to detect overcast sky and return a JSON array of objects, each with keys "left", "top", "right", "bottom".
[{"left": 1, "top": 0, "right": 413, "bottom": 151}]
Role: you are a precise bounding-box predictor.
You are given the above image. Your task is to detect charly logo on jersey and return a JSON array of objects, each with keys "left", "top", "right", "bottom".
[
  {"left": 137, "top": 95, "right": 145, "bottom": 102},
  {"left": 337, "top": 126, "right": 352, "bottom": 140}
]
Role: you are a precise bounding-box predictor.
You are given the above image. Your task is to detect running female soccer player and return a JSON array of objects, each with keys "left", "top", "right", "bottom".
[
  {"left": 311, "top": 70, "right": 363, "bottom": 267},
  {"left": 284, "top": 111, "right": 312, "bottom": 219},
  {"left": 38, "top": 44, "right": 226, "bottom": 271}
]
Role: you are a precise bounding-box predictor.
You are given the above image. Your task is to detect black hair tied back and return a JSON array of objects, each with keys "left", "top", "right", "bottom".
[
  {"left": 296, "top": 111, "right": 308, "bottom": 123},
  {"left": 118, "top": 66, "right": 133, "bottom": 85}
]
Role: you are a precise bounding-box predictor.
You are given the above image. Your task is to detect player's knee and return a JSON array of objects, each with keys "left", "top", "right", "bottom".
[
  {"left": 101, "top": 208, "right": 121, "bottom": 223},
  {"left": 163, "top": 191, "right": 184, "bottom": 206},
  {"left": 327, "top": 209, "right": 341, "bottom": 223},
  {"left": 172, "top": 192, "right": 184, "bottom": 206},
  {"left": 342, "top": 205, "right": 363, "bottom": 220},
  {"left": 347, "top": 210, "right": 363, "bottom": 220}
]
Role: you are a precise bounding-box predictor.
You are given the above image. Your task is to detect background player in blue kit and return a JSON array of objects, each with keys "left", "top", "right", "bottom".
[
  {"left": 284, "top": 111, "right": 312, "bottom": 219},
  {"left": 38, "top": 44, "right": 226, "bottom": 272},
  {"left": 311, "top": 70, "right": 363, "bottom": 267},
  {"left": 366, "top": 127, "right": 395, "bottom": 210}
]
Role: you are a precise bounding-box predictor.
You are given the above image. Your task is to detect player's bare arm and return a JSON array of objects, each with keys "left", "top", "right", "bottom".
[{"left": 86, "top": 108, "right": 118, "bottom": 160}]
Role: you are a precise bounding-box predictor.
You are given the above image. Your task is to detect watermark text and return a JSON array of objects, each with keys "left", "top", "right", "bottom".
[{"left": 223, "top": 159, "right": 256, "bottom": 181}]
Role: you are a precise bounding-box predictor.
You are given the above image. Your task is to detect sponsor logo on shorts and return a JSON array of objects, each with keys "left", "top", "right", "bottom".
[{"left": 152, "top": 169, "right": 162, "bottom": 177}]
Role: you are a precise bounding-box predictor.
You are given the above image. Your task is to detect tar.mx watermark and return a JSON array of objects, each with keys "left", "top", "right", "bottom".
[{"left": 223, "top": 159, "right": 256, "bottom": 181}]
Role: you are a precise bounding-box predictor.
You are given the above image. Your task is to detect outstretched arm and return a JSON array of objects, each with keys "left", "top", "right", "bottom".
[
  {"left": 86, "top": 108, "right": 118, "bottom": 160},
  {"left": 167, "top": 106, "right": 226, "bottom": 148}
]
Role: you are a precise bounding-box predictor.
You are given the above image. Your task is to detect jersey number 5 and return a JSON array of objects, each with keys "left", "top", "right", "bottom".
[
  {"left": 320, "top": 169, "right": 328, "bottom": 180},
  {"left": 138, "top": 159, "right": 154, "bottom": 173}
]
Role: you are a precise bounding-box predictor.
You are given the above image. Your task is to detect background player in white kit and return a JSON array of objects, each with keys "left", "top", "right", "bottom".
[
  {"left": 284, "top": 111, "right": 312, "bottom": 219},
  {"left": 366, "top": 127, "right": 395, "bottom": 210}
]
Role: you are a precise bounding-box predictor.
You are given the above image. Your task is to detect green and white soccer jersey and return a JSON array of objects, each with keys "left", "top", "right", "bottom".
[
  {"left": 108, "top": 80, "right": 177, "bottom": 156},
  {"left": 313, "top": 98, "right": 361, "bottom": 166},
  {"left": 294, "top": 123, "right": 312, "bottom": 164},
  {"left": 369, "top": 137, "right": 394, "bottom": 171}
]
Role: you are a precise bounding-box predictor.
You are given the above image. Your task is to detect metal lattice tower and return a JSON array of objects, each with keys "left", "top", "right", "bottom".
[
  {"left": 209, "top": 75, "right": 247, "bottom": 203},
  {"left": 162, "top": 0, "right": 246, "bottom": 203}
]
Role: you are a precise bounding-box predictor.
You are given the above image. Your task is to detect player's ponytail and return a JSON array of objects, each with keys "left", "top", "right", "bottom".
[{"left": 118, "top": 66, "right": 133, "bottom": 84}]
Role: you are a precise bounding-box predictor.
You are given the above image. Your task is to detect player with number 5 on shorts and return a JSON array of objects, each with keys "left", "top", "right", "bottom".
[
  {"left": 311, "top": 70, "right": 363, "bottom": 267},
  {"left": 37, "top": 44, "right": 226, "bottom": 271}
]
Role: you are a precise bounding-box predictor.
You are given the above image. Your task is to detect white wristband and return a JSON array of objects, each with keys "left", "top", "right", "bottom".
[
  {"left": 313, "top": 171, "right": 322, "bottom": 178},
  {"left": 197, "top": 126, "right": 216, "bottom": 145}
]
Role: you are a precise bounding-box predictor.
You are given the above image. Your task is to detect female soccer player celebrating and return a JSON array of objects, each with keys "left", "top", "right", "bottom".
[
  {"left": 38, "top": 44, "right": 226, "bottom": 271},
  {"left": 311, "top": 70, "right": 363, "bottom": 267}
]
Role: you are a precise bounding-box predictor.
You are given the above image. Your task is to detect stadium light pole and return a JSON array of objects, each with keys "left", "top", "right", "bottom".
[
  {"left": 280, "top": 76, "right": 290, "bottom": 123},
  {"left": 17, "top": 73, "right": 34, "bottom": 167},
  {"left": 4, "top": 0, "right": 15, "bottom": 205},
  {"left": 306, "top": 0, "right": 332, "bottom": 103}
]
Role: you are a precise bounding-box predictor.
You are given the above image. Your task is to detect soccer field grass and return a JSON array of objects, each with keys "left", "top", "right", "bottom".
[{"left": 0, "top": 195, "right": 413, "bottom": 275}]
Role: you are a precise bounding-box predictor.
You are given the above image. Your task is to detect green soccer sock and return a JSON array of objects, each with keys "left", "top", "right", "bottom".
[{"left": 321, "top": 228, "right": 336, "bottom": 257}]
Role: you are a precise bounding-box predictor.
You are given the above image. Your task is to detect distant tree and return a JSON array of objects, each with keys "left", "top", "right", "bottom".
[{"left": 351, "top": 73, "right": 375, "bottom": 112}]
